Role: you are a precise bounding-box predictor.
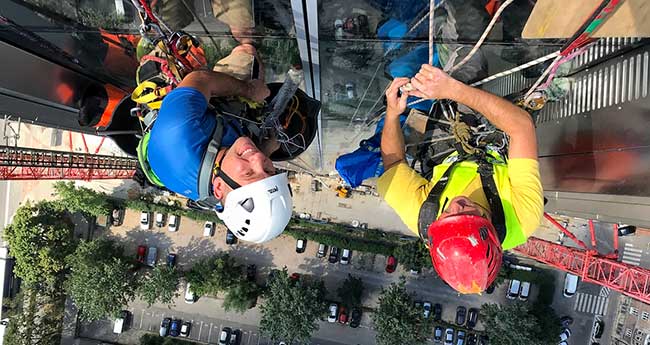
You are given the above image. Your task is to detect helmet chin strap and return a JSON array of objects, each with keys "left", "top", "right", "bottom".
[{"left": 212, "top": 149, "right": 242, "bottom": 194}]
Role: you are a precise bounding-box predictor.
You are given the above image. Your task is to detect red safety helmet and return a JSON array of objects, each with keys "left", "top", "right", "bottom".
[{"left": 427, "top": 214, "right": 502, "bottom": 294}]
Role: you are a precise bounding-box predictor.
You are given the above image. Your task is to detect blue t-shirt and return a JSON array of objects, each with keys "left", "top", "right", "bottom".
[{"left": 147, "top": 87, "right": 243, "bottom": 200}]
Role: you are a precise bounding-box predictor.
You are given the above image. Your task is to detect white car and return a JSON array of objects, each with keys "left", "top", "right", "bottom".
[
  {"left": 155, "top": 212, "right": 165, "bottom": 227},
  {"left": 327, "top": 303, "right": 338, "bottom": 323},
  {"left": 559, "top": 328, "right": 572, "bottom": 341},
  {"left": 507, "top": 279, "right": 521, "bottom": 300},
  {"left": 340, "top": 249, "right": 352, "bottom": 265},
  {"left": 423, "top": 301, "right": 432, "bottom": 319},
  {"left": 140, "top": 211, "right": 151, "bottom": 230},
  {"left": 167, "top": 214, "right": 179, "bottom": 232},
  {"left": 203, "top": 221, "right": 214, "bottom": 237},
  {"left": 184, "top": 282, "right": 196, "bottom": 304},
  {"left": 564, "top": 273, "right": 579, "bottom": 297},
  {"left": 444, "top": 328, "right": 454, "bottom": 345}
]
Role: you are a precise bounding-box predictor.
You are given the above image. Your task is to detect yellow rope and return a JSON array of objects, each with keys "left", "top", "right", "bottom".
[{"left": 451, "top": 112, "right": 478, "bottom": 155}]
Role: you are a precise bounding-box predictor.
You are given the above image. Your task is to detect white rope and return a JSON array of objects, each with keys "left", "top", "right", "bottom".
[
  {"left": 523, "top": 55, "right": 562, "bottom": 101},
  {"left": 429, "top": 0, "right": 435, "bottom": 66},
  {"left": 447, "top": 0, "right": 515, "bottom": 74},
  {"left": 470, "top": 51, "right": 561, "bottom": 87},
  {"left": 348, "top": 63, "right": 382, "bottom": 128}
]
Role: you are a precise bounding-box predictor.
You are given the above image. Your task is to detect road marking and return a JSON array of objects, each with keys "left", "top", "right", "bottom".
[
  {"left": 247, "top": 330, "right": 252, "bottom": 345},
  {"left": 3, "top": 181, "right": 11, "bottom": 227},
  {"left": 574, "top": 292, "right": 609, "bottom": 315},
  {"left": 622, "top": 243, "right": 643, "bottom": 266},
  {"left": 208, "top": 323, "right": 213, "bottom": 342},
  {"left": 139, "top": 309, "right": 144, "bottom": 329},
  {"left": 199, "top": 321, "right": 203, "bottom": 339}
]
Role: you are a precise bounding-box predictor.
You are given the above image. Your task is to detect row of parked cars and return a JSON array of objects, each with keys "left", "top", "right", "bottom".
[
  {"left": 139, "top": 211, "right": 180, "bottom": 232},
  {"left": 327, "top": 303, "right": 362, "bottom": 328},
  {"left": 159, "top": 318, "right": 192, "bottom": 337},
  {"left": 434, "top": 327, "right": 488, "bottom": 345},
  {"left": 135, "top": 245, "right": 178, "bottom": 268},
  {"left": 506, "top": 279, "right": 531, "bottom": 300},
  {"left": 296, "top": 240, "right": 353, "bottom": 265}
]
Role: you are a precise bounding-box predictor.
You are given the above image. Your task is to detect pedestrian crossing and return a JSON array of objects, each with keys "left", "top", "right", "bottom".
[
  {"left": 574, "top": 292, "right": 609, "bottom": 315},
  {"left": 622, "top": 243, "right": 643, "bottom": 266}
]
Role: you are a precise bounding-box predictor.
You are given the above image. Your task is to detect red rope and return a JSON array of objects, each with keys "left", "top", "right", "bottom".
[{"left": 138, "top": 0, "right": 158, "bottom": 25}]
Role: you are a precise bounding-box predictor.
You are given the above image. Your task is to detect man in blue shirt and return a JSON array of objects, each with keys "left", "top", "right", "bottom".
[{"left": 141, "top": 44, "right": 294, "bottom": 243}]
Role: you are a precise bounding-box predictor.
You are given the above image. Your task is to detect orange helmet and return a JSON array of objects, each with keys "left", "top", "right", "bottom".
[{"left": 427, "top": 214, "right": 502, "bottom": 294}]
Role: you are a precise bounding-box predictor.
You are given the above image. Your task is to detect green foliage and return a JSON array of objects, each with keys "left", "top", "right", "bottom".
[
  {"left": 4, "top": 289, "right": 63, "bottom": 345},
  {"left": 125, "top": 198, "right": 220, "bottom": 223},
  {"left": 65, "top": 238, "right": 137, "bottom": 321},
  {"left": 371, "top": 279, "right": 431, "bottom": 345},
  {"left": 481, "top": 303, "right": 551, "bottom": 345},
  {"left": 53, "top": 181, "right": 113, "bottom": 217},
  {"left": 140, "top": 334, "right": 202, "bottom": 345},
  {"left": 3, "top": 201, "right": 76, "bottom": 288},
  {"left": 259, "top": 268, "right": 327, "bottom": 343},
  {"left": 393, "top": 241, "right": 432, "bottom": 271},
  {"left": 185, "top": 253, "right": 242, "bottom": 297},
  {"left": 223, "top": 278, "right": 260, "bottom": 313},
  {"left": 337, "top": 274, "right": 364, "bottom": 308},
  {"left": 137, "top": 265, "right": 180, "bottom": 307},
  {"left": 284, "top": 227, "right": 396, "bottom": 256}
]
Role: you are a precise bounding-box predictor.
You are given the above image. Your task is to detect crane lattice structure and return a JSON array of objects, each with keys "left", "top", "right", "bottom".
[{"left": 0, "top": 146, "right": 137, "bottom": 180}]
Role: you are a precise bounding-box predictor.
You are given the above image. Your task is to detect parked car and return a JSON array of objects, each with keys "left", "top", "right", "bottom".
[
  {"left": 140, "top": 211, "right": 151, "bottom": 230},
  {"left": 328, "top": 247, "right": 339, "bottom": 264},
  {"left": 423, "top": 301, "right": 432, "bottom": 319},
  {"left": 434, "top": 326, "right": 443, "bottom": 342},
  {"left": 617, "top": 224, "right": 637, "bottom": 236},
  {"left": 113, "top": 310, "right": 128, "bottom": 334},
  {"left": 168, "top": 214, "right": 179, "bottom": 232},
  {"left": 180, "top": 321, "right": 191, "bottom": 337},
  {"left": 478, "top": 335, "right": 489, "bottom": 345},
  {"left": 456, "top": 330, "right": 466, "bottom": 345},
  {"left": 444, "top": 328, "right": 455, "bottom": 345},
  {"left": 467, "top": 308, "right": 478, "bottom": 329},
  {"left": 414, "top": 301, "right": 423, "bottom": 309},
  {"left": 111, "top": 208, "right": 124, "bottom": 226},
  {"left": 349, "top": 308, "right": 362, "bottom": 328},
  {"left": 563, "top": 273, "right": 579, "bottom": 297},
  {"left": 203, "top": 221, "right": 214, "bottom": 237},
  {"left": 290, "top": 272, "right": 301, "bottom": 281},
  {"left": 218, "top": 327, "right": 232, "bottom": 345},
  {"left": 226, "top": 230, "right": 237, "bottom": 245},
  {"left": 338, "top": 306, "right": 348, "bottom": 324},
  {"left": 311, "top": 179, "right": 320, "bottom": 192},
  {"left": 466, "top": 333, "right": 478, "bottom": 345},
  {"left": 559, "top": 328, "right": 572, "bottom": 341},
  {"left": 560, "top": 316, "right": 574, "bottom": 327},
  {"left": 328, "top": 303, "right": 339, "bottom": 323},
  {"left": 340, "top": 249, "right": 352, "bottom": 264},
  {"left": 184, "top": 282, "right": 196, "bottom": 304},
  {"left": 169, "top": 319, "right": 181, "bottom": 337},
  {"left": 167, "top": 253, "right": 177, "bottom": 268},
  {"left": 136, "top": 245, "right": 147, "bottom": 263},
  {"left": 519, "top": 281, "right": 531, "bottom": 301},
  {"left": 385, "top": 255, "right": 397, "bottom": 273},
  {"left": 155, "top": 212, "right": 165, "bottom": 227},
  {"left": 229, "top": 329, "right": 240, "bottom": 345},
  {"left": 160, "top": 317, "right": 171, "bottom": 337},
  {"left": 246, "top": 264, "right": 256, "bottom": 282},
  {"left": 146, "top": 247, "right": 158, "bottom": 267},
  {"left": 485, "top": 284, "right": 495, "bottom": 294},
  {"left": 433, "top": 303, "right": 443, "bottom": 321},
  {"left": 593, "top": 320, "right": 604, "bottom": 339},
  {"left": 456, "top": 306, "right": 467, "bottom": 326},
  {"left": 296, "top": 239, "right": 307, "bottom": 253},
  {"left": 317, "top": 243, "right": 327, "bottom": 258},
  {"left": 507, "top": 279, "right": 521, "bottom": 300}
]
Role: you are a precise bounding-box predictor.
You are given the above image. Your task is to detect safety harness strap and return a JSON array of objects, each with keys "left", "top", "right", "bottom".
[
  {"left": 417, "top": 161, "right": 461, "bottom": 241},
  {"left": 197, "top": 117, "right": 225, "bottom": 208}
]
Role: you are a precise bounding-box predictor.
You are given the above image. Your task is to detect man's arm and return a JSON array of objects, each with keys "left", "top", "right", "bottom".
[
  {"left": 411, "top": 65, "right": 538, "bottom": 160},
  {"left": 178, "top": 70, "right": 269, "bottom": 103},
  {"left": 381, "top": 78, "right": 411, "bottom": 170}
]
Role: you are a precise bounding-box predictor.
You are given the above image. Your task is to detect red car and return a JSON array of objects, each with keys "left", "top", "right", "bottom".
[
  {"left": 136, "top": 245, "right": 147, "bottom": 263},
  {"left": 385, "top": 255, "right": 397, "bottom": 273},
  {"left": 338, "top": 306, "right": 348, "bottom": 324},
  {"left": 290, "top": 273, "right": 301, "bottom": 281}
]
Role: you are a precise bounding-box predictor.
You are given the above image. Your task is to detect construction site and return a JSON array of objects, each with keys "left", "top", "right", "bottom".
[{"left": 1, "top": 0, "right": 650, "bottom": 345}]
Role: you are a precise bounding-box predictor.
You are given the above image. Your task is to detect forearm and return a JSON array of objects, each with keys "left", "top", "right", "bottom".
[
  {"left": 179, "top": 70, "right": 252, "bottom": 101},
  {"left": 381, "top": 116, "right": 406, "bottom": 170}
]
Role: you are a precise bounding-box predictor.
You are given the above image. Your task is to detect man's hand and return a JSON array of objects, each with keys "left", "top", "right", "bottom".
[
  {"left": 410, "top": 65, "right": 460, "bottom": 100},
  {"left": 386, "top": 78, "right": 410, "bottom": 118},
  {"left": 246, "top": 79, "right": 271, "bottom": 103}
]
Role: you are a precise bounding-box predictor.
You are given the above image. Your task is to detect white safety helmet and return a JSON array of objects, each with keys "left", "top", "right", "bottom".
[{"left": 216, "top": 173, "right": 293, "bottom": 243}]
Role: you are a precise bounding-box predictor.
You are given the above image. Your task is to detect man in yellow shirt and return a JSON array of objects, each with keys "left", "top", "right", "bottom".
[{"left": 378, "top": 65, "right": 543, "bottom": 294}]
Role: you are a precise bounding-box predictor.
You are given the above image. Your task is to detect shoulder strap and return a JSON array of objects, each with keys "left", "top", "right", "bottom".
[
  {"left": 477, "top": 162, "right": 507, "bottom": 243},
  {"left": 196, "top": 116, "right": 225, "bottom": 207},
  {"left": 417, "top": 160, "right": 461, "bottom": 241}
]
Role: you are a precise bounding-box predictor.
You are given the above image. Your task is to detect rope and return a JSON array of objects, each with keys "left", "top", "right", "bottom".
[
  {"left": 470, "top": 51, "right": 560, "bottom": 87},
  {"left": 451, "top": 113, "right": 478, "bottom": 155},
  {"left": 428, "top": 0, "right": 435, "bottom": 66}
]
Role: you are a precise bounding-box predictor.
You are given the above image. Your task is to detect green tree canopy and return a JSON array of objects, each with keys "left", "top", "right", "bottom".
[
  {"left": 3, "top": 290, "right": 63, "bottom": 345},
  {"left": 53, "top": 181, "right": 112, "bottom": 217},
  {"left": 136, "top": 265, "right": 180, "bottom": 307},
  {"left": 393, "top": 241, "right": 432, "bottom": 272},
  {"left": 480, "top": 302, "right": 559, "bottom": 345},
  {"left": 259, "top": 269, "right": 326, "bottom": 343},
  {"left": 3, "top": 201, "right": 76, "bottom": 288},
  {"left": 65, "top": 238, "right": 137, "bottom": 321},
  {"left": 223, "top": 278, "right": 260, "bottom": 313},
  {"left": 185, "top": 253, "right": 241, "bottom": 296},
  {"left": 337, "top": 274, "right": 364, "bottom": 308},
  {"left": 371, "top": 279, "right": 430, "bottom": 345}
]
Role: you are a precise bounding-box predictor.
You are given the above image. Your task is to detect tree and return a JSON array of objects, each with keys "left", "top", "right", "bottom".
[
  {"left": 393, "top": 240, "right": 432, "bottom": 272},
  {"left": 4, "top": 290, "right": 63, "bottom": 345},
  {"left": 337, "top": 274, "right": 364, "bottom": 308},
  {"left": 65, "top": 238, "right": 137, "bottom": 321},
  {"left": 259, "top": 269, "right": 326, "bottom": 343},
  {"left": 371, "top": 279, "right": 430, "bottom": 345},
  {"left": 3, "top": 201, "right": 76, "bottom": 288},
  {"left": 223, "top": 278, "right": 260, "bottom": 313},
  {"left": 185, "top": 253, "right": 241, "bottom": 296},
  {"left": 53, "top": 181, "right": 112, "bottom": 217},
  {"left": 480, "top": 303, "right": 559, "bottom": 345},
  {"left": 137, "top": 265, "right": 180, "bottom": 307}
]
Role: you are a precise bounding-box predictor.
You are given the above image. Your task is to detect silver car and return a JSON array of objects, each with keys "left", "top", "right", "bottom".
[{"left": 146, "top": 247, "right": 157, "bottom": 267}]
